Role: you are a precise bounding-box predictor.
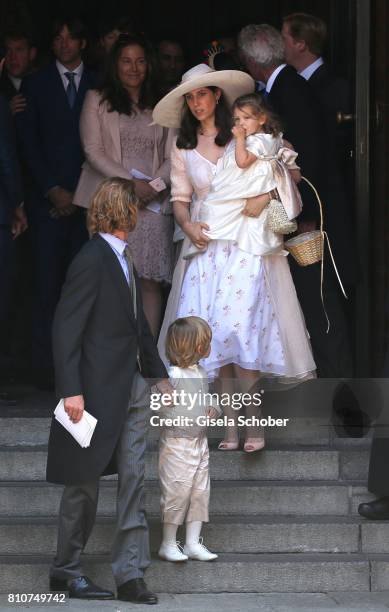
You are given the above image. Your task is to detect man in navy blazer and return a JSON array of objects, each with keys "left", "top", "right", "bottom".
[
  {"left": 16, "top": 17, "right": 96, "bottom": 386},
  {"left": 0, "top": 94, "right": 27, "bottom": 402},
  {"left": 281, "top": 13, "right": 355, "bottom": 289}
]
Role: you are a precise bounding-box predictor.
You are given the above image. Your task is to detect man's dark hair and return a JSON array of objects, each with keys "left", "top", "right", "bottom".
[
  {"left": 176, "top": 87, "right": 232, "bottom": 149},
  {"left": 51, "top": 16, "right": 87, "bottom": 42},
  {"left": 156, "top": 35, "right": 186, "bottom": 51},
  {"left": 3, "top": 25, "right": 37, "bottom": 48},
  {"left": 99, "top": 33, "right": 157, "bottom": 114},
  {"left": 97, "top": 15, "right": 136, "bottom": 39}
]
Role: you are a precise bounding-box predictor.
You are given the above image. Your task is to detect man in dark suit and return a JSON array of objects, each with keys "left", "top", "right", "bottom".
[
  {"left": 47, "top": 177, "right": 170, "bottom": 603},
  {"left": 16, "top": 17, "right": 96, "bottom": 387},
  {"left": 281, "top": 13, "right": 356, "bottom": 290},
  {"left": 0, "top": 27, "right": 37, "bottom": 115},
  {"left": 358, "top": 357, "right": 389, "bottom": 519},
  {"left": 0, "top": 27, "right": 37, "bottom": 382},
  {"left": 0, "top": 94, "right": 27, "bottom": 403},
  {"left": 238, "top": 24, "right": 352, "bottom": 378}
]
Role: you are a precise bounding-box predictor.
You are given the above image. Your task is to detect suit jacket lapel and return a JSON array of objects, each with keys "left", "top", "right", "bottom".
[
  {"left": 49, "top": 63, "right": 72, "bottom": 114},
  {"left": 95, "top": 235, "right": 137, "bottom": 327}
]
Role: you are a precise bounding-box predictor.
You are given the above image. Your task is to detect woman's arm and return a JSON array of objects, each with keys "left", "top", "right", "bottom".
[
  {"left": 282, "top": 139, "right": 301, "bottom": 183},
  {"left": 170, "top": 141, "right": 210, "bottom": 247},
  {"left": 174, "top": 201, "right": 210, "bottom": 249},
  {"left": 242, "top": 192, "right": 273, "bottom": 217},
  {"left": 79, "top": 90, "right": 130, "bottom": 180},
  {"left": 154, "top": 127, "right": 177, "bottom": 185}
]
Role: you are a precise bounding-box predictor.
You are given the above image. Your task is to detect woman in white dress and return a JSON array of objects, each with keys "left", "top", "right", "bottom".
[{"left": 153, "top": 65, "right": 316, "bottom": 452}]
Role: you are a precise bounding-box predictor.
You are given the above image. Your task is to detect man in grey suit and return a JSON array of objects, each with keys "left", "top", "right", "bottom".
[{"left": 46, "top": 177, "right": 170, "bottom": 603}]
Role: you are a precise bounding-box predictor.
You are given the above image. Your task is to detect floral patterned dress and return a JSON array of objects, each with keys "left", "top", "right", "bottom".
[
  {"left": 120, "top": 110, "right": 174, "bottom": 283},
  {"left": 165, "top": 139, "right": 315, "bottom": 380}
]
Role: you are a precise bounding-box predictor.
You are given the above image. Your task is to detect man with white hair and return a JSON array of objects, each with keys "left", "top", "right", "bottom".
[{"left": 238, "top": 24, "right": 352, "bottom": 379}]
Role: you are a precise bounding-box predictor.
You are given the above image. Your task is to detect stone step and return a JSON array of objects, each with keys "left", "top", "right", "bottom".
[
  {"left": 0, "top": 416, "right": 334, "bottom": 447},
  {"left": 0, "top": 481, "right": 364, "bottom": 518},
  {"left": 0, "top": 553, "right": 378, "bottom": 593},
  {"left": 0, "top": 516, "right": 365, "bottom": 555},
  {"left": 1, "top": 413, "right": 373, "bottom": 450},
  {"left": 1, "top": 448, "right": 367, "bottom": 482}
]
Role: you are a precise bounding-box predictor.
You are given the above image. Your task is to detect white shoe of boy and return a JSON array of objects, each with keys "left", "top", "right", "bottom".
[
  {"left": 183, "top": 538, "right": 218, "bottom": 561},
  {"left": 158, "top": 541, "right": 188, "bottom": 562}
]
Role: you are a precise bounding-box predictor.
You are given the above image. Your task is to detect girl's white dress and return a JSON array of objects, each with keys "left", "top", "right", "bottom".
[
  {"left": 158, "top": 138, "right": 316, "bottom": 381},
  {"left": 187, "top": 133, "right": 302, "bottom": 258}
]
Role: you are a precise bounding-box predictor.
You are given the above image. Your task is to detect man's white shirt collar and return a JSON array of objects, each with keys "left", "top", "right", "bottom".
[
  {"left": 100, "top": 232, "right": 127, "bottom": 256},
  {"left": 299, "top": 57, "right": 324, "bottom": 81},
  {"left": 8, "top": 75, "right": 22, "bottom": 91},
  {"left": 56, "top": 59, "right": 84, "bottom": 91},
  {"left": 266, "top": 64, "right": 287, "bottom": 93}
]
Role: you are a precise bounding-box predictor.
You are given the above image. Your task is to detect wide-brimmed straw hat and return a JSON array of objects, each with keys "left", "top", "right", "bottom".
[{"left": 152, "top": 63, "right": 255, "bottom": 128}]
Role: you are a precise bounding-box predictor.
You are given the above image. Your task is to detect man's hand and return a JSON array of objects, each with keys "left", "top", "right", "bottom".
[
  {"left": 64, "top": 395, "right": 85, "bottom": 424},
  {"left": 11, "top": 205, "right": 28, "bottom": 238},
  {"left": 10, "top": 94, "right": 27, "bottom": 116},
  {"left": 48, "top": 186, "right": 75, "bottom": 217}
]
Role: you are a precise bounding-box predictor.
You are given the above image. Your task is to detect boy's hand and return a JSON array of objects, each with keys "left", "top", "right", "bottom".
[
  {"left": 206, "top": 407, "right": 219, "bottom": 418},
  {"left": 231, "top": 124, "right": 246, "bottom": 139},
  {"left": 155, "top": 379, "right": 175, "bottom": 406}
]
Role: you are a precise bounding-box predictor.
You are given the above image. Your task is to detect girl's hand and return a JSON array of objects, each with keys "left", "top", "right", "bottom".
[
  {"left": 242, "top": 193, "right": 270, "bottom": 217},
  {"left": 132, "top": 178, "right": 157, "bottom": 205},
  {"left": 182, "top": 221, "right": 210, "bottom": 249},
  {"left": 231, "top": 124, "right": 246, "bottom": 140}
]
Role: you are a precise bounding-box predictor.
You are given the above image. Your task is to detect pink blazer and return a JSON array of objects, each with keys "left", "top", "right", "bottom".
[{"left": 73, "top": 89, "right": 175, "bottom": 212}]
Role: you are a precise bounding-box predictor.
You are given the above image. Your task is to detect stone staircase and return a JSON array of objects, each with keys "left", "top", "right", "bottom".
[{"left": 1, "top": 394, "right": 389, "bottom": 594}]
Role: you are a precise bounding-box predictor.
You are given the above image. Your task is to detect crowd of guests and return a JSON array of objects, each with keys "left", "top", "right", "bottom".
[
  {"left": 3, "top": 10, "right": 389, "bottom": 603},
  {"left": 0, "top": 11, "right": 355, "bottom": 404}
]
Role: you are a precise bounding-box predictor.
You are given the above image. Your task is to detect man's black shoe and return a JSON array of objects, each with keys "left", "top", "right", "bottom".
[
  {"left": 358, "top": 497, "right": 389, "bottom": 520},
  {"left": 117, "top": 578, "right": 158, "bottom": 604},
  {"left": 49, "top": 576, "right": 114, "bottom": 599},
  {"left": 0, "top": 392, "right": 18, "bottom": 406}
]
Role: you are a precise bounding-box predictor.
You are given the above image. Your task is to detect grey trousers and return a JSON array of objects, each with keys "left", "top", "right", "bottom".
[{"left": 50, "top": 402, "right": 150, "bottom": 587}]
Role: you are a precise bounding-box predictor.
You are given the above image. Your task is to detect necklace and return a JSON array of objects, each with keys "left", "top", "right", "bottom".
[{"left": 199, "top": 129, "right": 218, "bottom": 137}]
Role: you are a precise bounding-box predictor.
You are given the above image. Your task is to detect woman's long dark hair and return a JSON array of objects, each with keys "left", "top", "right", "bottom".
[
  {"left": 176, "top": 87, "right": 232, "bottom": 149},
  {"left": 99, "top": 33, "right": 157, "bottom": 114}
]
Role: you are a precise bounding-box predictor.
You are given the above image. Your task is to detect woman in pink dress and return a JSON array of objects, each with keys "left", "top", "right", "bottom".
[{"left": 74, "top": 34, "right": 174, "bottom": 336}]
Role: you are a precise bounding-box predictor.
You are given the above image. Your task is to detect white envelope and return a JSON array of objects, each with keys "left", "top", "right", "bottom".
[
  {"left": 131, "top": 168, "right": 161, "bottom": 214},
  {"left": 54, "top": 399, "right": 97, "bottom": 448}
]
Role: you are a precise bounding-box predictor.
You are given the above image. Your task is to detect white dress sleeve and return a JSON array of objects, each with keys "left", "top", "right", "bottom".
[{"left": 245, "top": 134, "right": 269, "bottom": 158}]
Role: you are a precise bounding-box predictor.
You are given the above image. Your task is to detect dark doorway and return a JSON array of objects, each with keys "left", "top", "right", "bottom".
[{"left": 1, "top": 0, "right": 381, "bottom": 373}]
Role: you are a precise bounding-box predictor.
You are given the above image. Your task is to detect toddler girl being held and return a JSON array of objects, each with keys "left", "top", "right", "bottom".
[{"left": 185, "top": 93, "right": 302, "bottom": 259}]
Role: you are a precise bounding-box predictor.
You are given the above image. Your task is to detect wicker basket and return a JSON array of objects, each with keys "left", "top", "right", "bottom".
[{"left": 285, "top": 230, "right": 323, "bottom": 266}]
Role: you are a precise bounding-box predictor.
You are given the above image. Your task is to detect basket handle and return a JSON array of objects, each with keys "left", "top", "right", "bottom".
[{"left": 301, "top": 176, "right": 347, "bottom": 334}]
